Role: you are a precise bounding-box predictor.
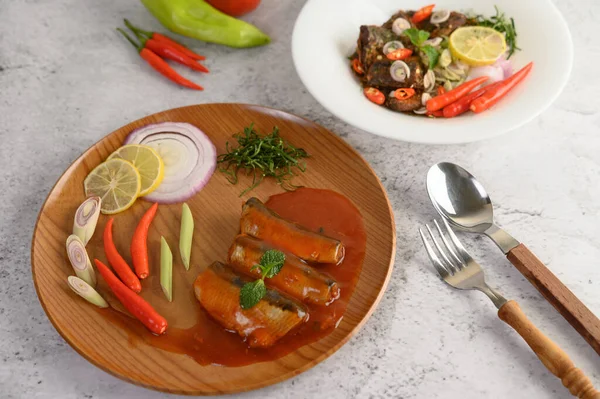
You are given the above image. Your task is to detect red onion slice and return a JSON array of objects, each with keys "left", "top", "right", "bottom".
[{"left": 124, "top": 122, "right": 216, "bottom": 203}]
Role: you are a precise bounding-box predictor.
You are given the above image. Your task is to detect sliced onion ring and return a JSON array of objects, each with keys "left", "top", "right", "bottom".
[
  {"left": 383, "top": 40, "right": 404, "bottom": 55},
  {"left": 73, "top": 196, "right": 101, "bottom": 246},
  {"left": 424, "top": 70, "right": 436, "bottom": 92},
  {"left": 390, "top": 61, "right": 410, "bottom": 82},
  {"left": 66, "top": 234, "right": 96, "bottom": 287},
  {"left": 392, "top": 18, "right": 411, "bottom": 35},
  {"left": 430, "top": 10, "right": 450, "bottom": 24},
  {"left": 424, "top": 37, "right": 443, "bottom": 47},
  {"left": 124, "top": 122, "right": 217, "bottom": 204},
  {"left": 421, "top": 93, "right": 432, "bottom": 106},
  {"left": 413, "top": 107, "right": 428, "bottom": 115}
]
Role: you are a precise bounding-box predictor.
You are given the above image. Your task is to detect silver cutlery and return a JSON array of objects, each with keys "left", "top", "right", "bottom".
[
  {"left": 420, "top": 219, "right": 600, "bottom": 399},
  {"left": 426, "top": 162, "right": 600, "bottom": 356}
]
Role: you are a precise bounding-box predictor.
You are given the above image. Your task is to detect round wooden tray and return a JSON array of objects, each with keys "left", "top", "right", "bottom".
[{"left": 31, "top": 104, "right": 396, "bottom": 395}]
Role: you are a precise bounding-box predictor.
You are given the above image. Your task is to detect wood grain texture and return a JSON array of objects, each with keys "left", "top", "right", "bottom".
[
  {"left": 498, "top": 301, "right": 600, "bottom": 399},
  {"left": 507, "top": 244, "right": 600, "bottom": 356},
  {"left": 30, "top": 104, "right": 396, "bottom": 395}
]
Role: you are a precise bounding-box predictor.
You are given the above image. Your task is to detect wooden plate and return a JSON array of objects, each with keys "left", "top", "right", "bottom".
[{"left": 31, "top": 104, "right": 396, "bottom": 395}]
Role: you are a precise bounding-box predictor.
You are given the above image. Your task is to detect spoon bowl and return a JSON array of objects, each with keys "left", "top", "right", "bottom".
[
  {"left": 426, "top": 162, "right": 494, "bottom": 233},
  {"left": 426, "top": 162, "right": 519, "bottom": 254}
]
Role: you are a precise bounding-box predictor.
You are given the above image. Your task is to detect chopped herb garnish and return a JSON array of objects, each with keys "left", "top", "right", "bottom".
[
  {"left": 240, "top": 250, "right": 286, "bottom": 309},
  {"left": 474, "top": 6, "right": 520, "bottom": 58},
  {"left": 217, "top": 124, "right": 309, "bottom": 197}
]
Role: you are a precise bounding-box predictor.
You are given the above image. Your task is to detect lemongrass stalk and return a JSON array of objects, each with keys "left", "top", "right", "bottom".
[
  {"left": 67, "top": 276, "right": 108, "bottom": 308},
  {"left": 160, "top": 237, "right": 173, "bottom": 302},
  {"left": 179, "top": 203, "right": 194, "bottom": 270},
  {"left": 73, "top": 196, "right": 101, "bottom": 245},
  {"left": 66, "top": 234, "right": 97, "bottom": 287}
]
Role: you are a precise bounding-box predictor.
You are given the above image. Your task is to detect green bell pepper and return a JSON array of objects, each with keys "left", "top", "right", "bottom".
[{"left": 141, "top": 0, "right": 270, "bottom": 48}]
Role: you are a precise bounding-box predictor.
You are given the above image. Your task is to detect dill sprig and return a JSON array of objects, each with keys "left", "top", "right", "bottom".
[
  {"left": 217, "top": 124, "right": 309, "bottom": 196},
  {"left": 474, "top": 6, "right": 520, "bottom": 58}
]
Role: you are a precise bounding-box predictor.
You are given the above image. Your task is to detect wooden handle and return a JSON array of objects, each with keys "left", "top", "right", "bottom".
[
  {"left": 507, "top": 244, "right": 600, "bottom": 356},
  {"left": 499, "top": 301, "right": 600, "bottom": 398}
]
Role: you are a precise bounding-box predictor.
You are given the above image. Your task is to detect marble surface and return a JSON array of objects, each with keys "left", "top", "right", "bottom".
[{"left": 1, "top": 0, "right": 599, "bottom": 398}]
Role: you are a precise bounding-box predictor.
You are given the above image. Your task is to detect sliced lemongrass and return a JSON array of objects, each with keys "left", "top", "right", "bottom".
[
  {"left": 67, "top": 276, "right": 108, "bottom": 308},
  {"left": 160, "top": 237, "right": 173, "bottom": 302},
  {"left": 66, "top": 234, "right": 97, "bottom": 287},
  {"left": 73, "top": 196, "right": 101, "bottom": 245},
  {"left": 179, "top": 203, "right": 194, "bottom": 270}
]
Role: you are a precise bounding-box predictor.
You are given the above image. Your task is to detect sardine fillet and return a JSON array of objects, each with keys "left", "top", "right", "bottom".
[
  {"left": 228, "top": 235, "right": 340, "bottom": 305},
  {"left": 240, "top": 198, "right": 345, "bottom": 264},
  {"left": 194, "top": 262, "right": 308, "bottom": 348}
]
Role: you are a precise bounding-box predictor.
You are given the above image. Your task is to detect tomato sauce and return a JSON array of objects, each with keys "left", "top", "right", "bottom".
[{"left": 98, "top": 188, "right": 366, "bottom": 366}]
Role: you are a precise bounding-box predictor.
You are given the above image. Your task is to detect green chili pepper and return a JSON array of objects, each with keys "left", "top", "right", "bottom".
[{"left": 141, "top": 0, "right": 271, "bottom": 48}]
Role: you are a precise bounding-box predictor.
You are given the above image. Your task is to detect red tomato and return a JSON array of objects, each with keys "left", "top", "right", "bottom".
[
  {"left": 412, "top": 4, "right": 435, "bottom": 24},
  {"left": 364, "top": 87, "right": 385, "bottom": 105},
  {"left": 352, "top": 58, "right": 365, "bottom": 75},
  {"left": 386, "top": 48, "right": 413, "bottom": 61},
  {"left": 394, "top": 88, "right": 416, "bottom": 100},
  {"left": 206, "top": 0, "right": 261, "bottom": 17}
]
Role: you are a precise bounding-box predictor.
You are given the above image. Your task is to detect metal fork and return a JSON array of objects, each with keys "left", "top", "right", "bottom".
[{"left": 420, "top": 219, "right": 600, "bottom": 399}]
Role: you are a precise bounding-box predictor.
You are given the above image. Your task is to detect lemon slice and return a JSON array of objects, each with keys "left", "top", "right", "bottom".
[
  {"left": 84, "top": 159, "right": 141, "bottom": 214},
  {"left": 107, "top": 144, "right": 164, "bottom": 196},
  {"left": 449, "top": 27, "right": 507, "bottom": 66}
]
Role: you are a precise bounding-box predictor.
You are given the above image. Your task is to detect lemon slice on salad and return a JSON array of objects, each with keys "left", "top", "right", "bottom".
[
  {"left": 84, "top": 158, "right": 141, "bottom": 214},
  {"left": 108, "top": 144, "right": 164, "bottom": 196},
  {"left": 449, "top": 27, "right": 507, "bottom": 66}
]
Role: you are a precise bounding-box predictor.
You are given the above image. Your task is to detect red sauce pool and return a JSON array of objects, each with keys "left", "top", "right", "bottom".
[{"left": 99, "top": 188, "right": 366, "bottom": 366}]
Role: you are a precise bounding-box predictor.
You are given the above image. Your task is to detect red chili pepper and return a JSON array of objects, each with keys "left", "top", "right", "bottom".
[
  {"left": 364, "top": 87, "right": 385, "bottom": 105},
  {"left": 95, "top": 259, "right": 168, "bottom": 335},
  {"left": 394, "top": 88, "right": 416, "bottom": 100},
  {"left": 145, "top": 39, "right": 209, "bottom": 73},
  {"left": 437, "top": 86, "right": 446, "bottom": 95},
  {"left": 412, "top": 4, "right": 435, "bottom": 24},
  {"left": 471, "top": 62, "right": 534, "bottom": 114},
  {"left": 427, "top": 110, "right": 444, "bottom": 117},
  {"left": 103, "top": 218, "right": 142, "bottom": 293},
  {"left": 426, "top": 76, "right": 489, "bottom": 112},
  {"left": 124, "top": 19, "right": 205, "bottom": 61},
  {"left": 131, "top": 203, "right": 158, "bottom": 279},
  {"left": 442, "top": 81, "right": 502, "bottom": 118},
  {"left": 351, "top": 58, "right": 365, "bottom": 75},
  {"left": 386, "top": 48, "right": 413, "bottom": 61},
  {"left": 117, "top": 28, "right": 204, "bottom": 91}
]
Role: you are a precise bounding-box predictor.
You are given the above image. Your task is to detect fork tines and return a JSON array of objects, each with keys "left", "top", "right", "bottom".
[{"left": 419, "top": 219, "right": 470, "bottom": 279}]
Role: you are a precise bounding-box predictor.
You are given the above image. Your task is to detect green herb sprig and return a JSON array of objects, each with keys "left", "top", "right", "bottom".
[
  {"left": 217, "top": 124, "right": 309, "bottom": 197},
  {"left": 240, "top": 250, "right": 286, "bottom": 309},
  {"left": 404, "top": 28, "right": 440, "bottom": 70},
  {"left": 474, "top": 6, "right": 520, "bottom": 58}
]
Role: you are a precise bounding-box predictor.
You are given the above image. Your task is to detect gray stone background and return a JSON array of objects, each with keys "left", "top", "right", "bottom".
[{"left": 1, "top": 0, "right": 598, "bottom": 398}]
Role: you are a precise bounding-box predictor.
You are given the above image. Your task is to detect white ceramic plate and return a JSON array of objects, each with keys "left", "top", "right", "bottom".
[{"left": 292, "top": 0, "right": 573, "bottom": 144}]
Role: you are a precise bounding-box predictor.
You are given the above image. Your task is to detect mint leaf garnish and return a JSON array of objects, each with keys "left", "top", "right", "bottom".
[
  {"left": 239, "top": 249, "right": 286, "bottom": 309},
  {"left": 240, "top": 279, "right": 266, "bottom": 310}
]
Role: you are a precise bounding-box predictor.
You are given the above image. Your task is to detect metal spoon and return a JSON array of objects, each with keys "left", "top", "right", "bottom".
[{"left": 427, "top": 162, "right": 600, "bottom": 356}]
